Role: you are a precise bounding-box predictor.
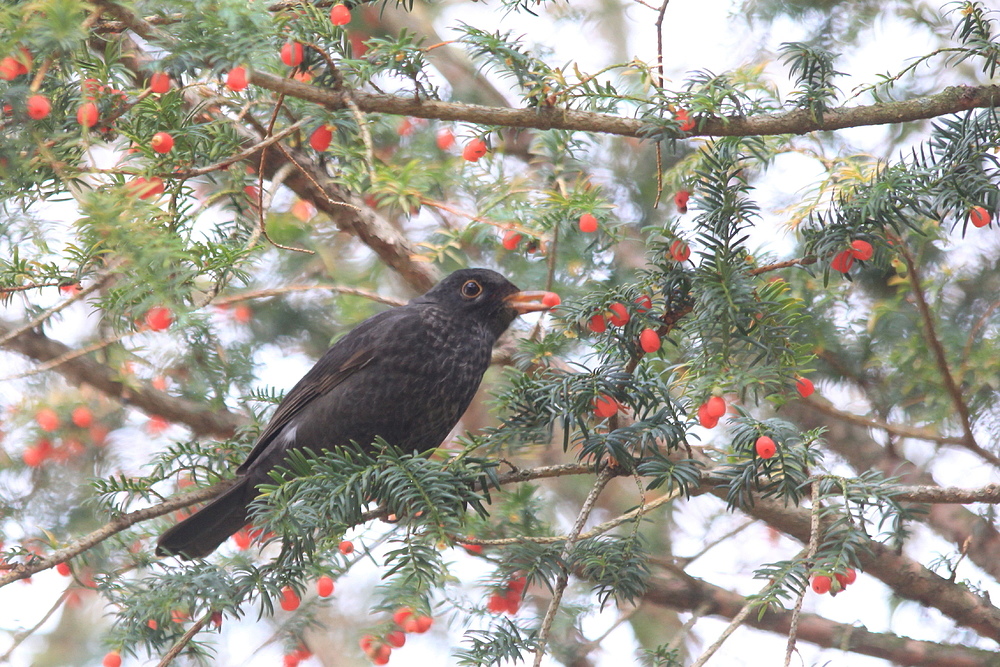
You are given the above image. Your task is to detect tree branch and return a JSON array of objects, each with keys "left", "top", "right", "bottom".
[
  {"left": 644, "top": 571, "right": 999, "bottom": 667},
  {"left": 0, "top": 321, "right": 244, "bottom": 438},
  {"left": 248, "top": 69, "right": 1000, "bottom": 139}
]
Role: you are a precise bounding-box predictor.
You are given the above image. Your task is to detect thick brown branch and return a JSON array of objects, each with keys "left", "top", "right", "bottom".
[
  {"left": 644, "top": 572, "right": 999, "bottom": 667},
  {"left": 738, "top": 493, "right": 1000, "bottom": 643},
  {"left": 0, "top": 321, "right": 243, "bottom": 437},
  {"left": 248, "top": 70, "right": 1000, "bottom": 139}
]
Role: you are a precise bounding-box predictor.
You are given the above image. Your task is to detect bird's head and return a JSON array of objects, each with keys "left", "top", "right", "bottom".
[{"left": 416, "top": 268, "right": 553, "bottom": 338}]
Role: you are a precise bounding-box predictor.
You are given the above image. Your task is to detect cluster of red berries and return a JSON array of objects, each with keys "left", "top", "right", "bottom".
[
  {"left": 22, "top": 405, "right": 108, "bottom": 467},
  {"left": 830, "top": 239, "right": 873, "bottom": 273},
  {"left": 359, "top": 607, "right": 433, "bottom": 664},
  {"left": 811, "top": 567, "right": 857, "bottom": 595},
  {"left": 486, "top": 575, "right": 527, "bottom": 615}
]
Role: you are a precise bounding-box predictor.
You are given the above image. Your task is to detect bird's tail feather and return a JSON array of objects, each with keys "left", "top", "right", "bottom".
[{"left": 156, "top": 478, "right": 253, "bottom": 559}]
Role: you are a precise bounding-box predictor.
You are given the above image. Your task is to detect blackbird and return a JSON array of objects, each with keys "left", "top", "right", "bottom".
[{"left": 156, "top": 269, "right": 551, "bottom": 558}]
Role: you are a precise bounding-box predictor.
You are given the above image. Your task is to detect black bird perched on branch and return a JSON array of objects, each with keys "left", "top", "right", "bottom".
[{"left": 157, "top": 269, "right": 553, "bottom": 559}]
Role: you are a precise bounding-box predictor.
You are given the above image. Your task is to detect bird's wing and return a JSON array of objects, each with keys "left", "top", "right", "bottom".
[{"left": 235, "top": 306, "right": 408, "bottom": 475}]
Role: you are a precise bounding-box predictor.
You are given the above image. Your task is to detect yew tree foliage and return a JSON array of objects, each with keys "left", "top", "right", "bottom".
[{"left": 2, "top": 0, "right": 1000, "bottom": 665}]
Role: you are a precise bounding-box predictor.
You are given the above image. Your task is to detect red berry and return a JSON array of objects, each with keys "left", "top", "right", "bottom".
[
  {"left": 280, "top": 42, "right": 304, "bottom": 68},
  {"left": 149, "top": 72, "right": 171, "bottom": 93},
  {"left": 26, "top": 95, "right": 51, "bottom": 120},
  {"left": 830, "top": 250, "right": 854, "bottom": 273},
  {"left": 310, "top": 124, "right": 333, "bottom": 152},
  {"left": 811, "top": 575, "right": 832, "bottom": 594},
  {"left": 639, "top": 328, "right": 661, "bottom": 353},
  {"left": 462, "top": 138, "right": 488, "bottom": 162},
  {"left": 486, "top": 593, "right": 507, "bottom": 613},
  {"left": 71, "top": 406, "right": 93, "bottom": 428},
  {"left": 56, "top": 561, "right": 71, "bottom": 576},
  {"left": 233, "top": 528, "right": 250, "bottom": 551},
  {"left": 385, "top": 630, "right": 406, "bottom": 648},
  {"left": 283, "top": 653, "right": 301, "bottom": 667},
  {"left": 593, "top": 394, "right": 618, "bottom": 419},
  {"left": 849, "top": 239, "right": 873, "bottom": 261},
  {"left": 588, "top": 314, "right": 607, "bottom": 333},
  {"left": 0, "top": 57, "right": 20, "bottom": 80},
  {"left": 674, "top": 190, "right": 690, "bottom": 213},
  {"left": 128, "top": 176, "right": 165, "bottom": 200},
  {"left": 144, "top": 306, "right": 173, "bottom": 332},
  {"left": 147, "top": 619, "right": 158, "bottom": 629},
  {"left": 634, "top": 295, "right": 652, "bottom": 312},
  {"left": 392, "top": 606, "right": 413, "bottom": 626},
  {"left": 669, "top": 239, "right": 690, "bottom": 262},
  {"left": 371, "top": 644, "right": 391, "bottom": 665},
  {"left": 697, "top": 402, "right": 719, "bottom": 429},
  {"left": 501, "top": 230, "right": 521, "bottom": 250},
  {"left": 77, "top": 102, "right": 99, "bottom": 128},
  {"left": 755, "top": 435, "right": 776, "bottom": 459},
  {"left": 508, "top": 576, "right": 527, "bottom": 593},
  {"left": 461, "top": 542, "right": 483, "bottom": 555},
  {"left": 317, "top": 575, "right": 335, "bottom": 597},
  {"left": 359, "top": 634, "right": 376, "bottom": 652},
  {"left": 970, "top": 206, "right": 992, "bottom": 228},
  {"left": 675, "top": 108, "right": 695, "bottom": 132},
  {"left": 504, "top": 588, "right": 521, "bottom": 614},
  {"left": 607, "top": 302, "right": 629, "bottom": 327},
  {"left": 705, "top": 395, "right": 726, "bottom": 419},
  {"left": 339, "top": 540, "right": 354, "bottom": 554},
  {"left": 36, "top": 408, "right": 59, "bottom": 432},
  {"left": 435, "top": 128, "right": 455, "bottom": 150},
  {"left": 279, "top": 586, "right": 300, "bottom": 611},
  {"left": 541, "top": 292, "right": 561, "bottom": 308},
  {"left": 150, "top": 131, "right": 174, "bottom": 153},
  {"left": 795, "top": 377, "right": 815, "bottom": 398},
  {"left": 330, "top": 3, "right": 352, "bottom": 25},
  {"left": 401, "top": 616, "right": 420, "bottom": 633},
  {"left": 226, "top": 67, "right": 248, "bottom": 91},
  {"left": 102, "top": 651, "right": 122, "bottom": 667},
  {"left": 578, "top": 213, "right": 598, "bottom": 233},
  {"left": 232, "top": 304, "right": 252, "bottom": 324},
  {"left": 413, "top": 615, "right": 433, "bottom": 633},
  {"left": 835, "top": 568, "right": 857, "bottom": 587}
]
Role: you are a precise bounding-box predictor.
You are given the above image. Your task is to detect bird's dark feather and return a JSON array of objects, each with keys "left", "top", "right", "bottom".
[{"left": 157, "top": 269, "right": 526, "bottom": 559}]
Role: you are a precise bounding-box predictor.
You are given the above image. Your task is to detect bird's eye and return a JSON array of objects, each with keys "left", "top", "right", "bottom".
[{"left": 461, "top": 280, "right": 483, "bottom": 299}]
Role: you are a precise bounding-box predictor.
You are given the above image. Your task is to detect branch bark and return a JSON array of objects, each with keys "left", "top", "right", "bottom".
[
  {"left": 644, "top": 572, "right": 998, "bottom": 667},
  {"left": 0, "top": 321, "right": 243, "bottom": 438},
  {"left": 248, "top": 70, "right": 1000, "bottom": 139}
]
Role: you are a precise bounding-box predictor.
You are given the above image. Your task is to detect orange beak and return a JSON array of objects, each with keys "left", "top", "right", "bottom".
[{"left": 504, "top": 291, "right": 553, "bottom": 315}]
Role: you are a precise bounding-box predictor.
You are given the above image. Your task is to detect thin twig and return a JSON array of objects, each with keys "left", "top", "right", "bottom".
[
  {"left": 784, "top": 480, "right": 821, "bottom": 667},
  {"left": 155, "top": 611, "right": 211, "bottom": 667},
  {"left": 676, "top": 520, "right": 754, "bottom": 568},
  {"left": 0, "top": 262, "right": 120, "bottom": 348},
  {"left": 800, "top": 394, "right": 965, "bottom": 446},
  {"left": 0, "top": 588, "right": 70, "bottom": 662},
  {"left": 532, "top": 467, "right": 616, "bottom": 667},
  {"left": 748, "top": 255, "right": 817, "bottom": 275},
  {"left": 213, "top": 284, "right": 406, "bottom": 308},
  {"left": 344, "top": 93, "right": 377, "bottom": 184},
  {"left": 688, "top": 600, "right": 754, "bottom": 667},
  {"left": 897, "top": 242, "right": 998, "bottom": 467}
]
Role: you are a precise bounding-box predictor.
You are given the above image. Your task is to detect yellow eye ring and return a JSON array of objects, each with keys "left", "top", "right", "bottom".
[{"left": 461, "top": 280, "right": 483, "bottom": 298}]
